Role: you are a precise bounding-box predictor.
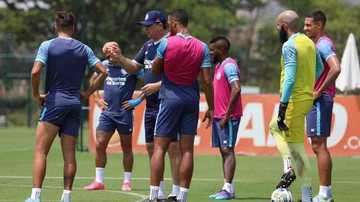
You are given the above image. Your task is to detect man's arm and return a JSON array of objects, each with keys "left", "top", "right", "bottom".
[
  {"left": 109, "top": 46, "right": 142, "bottom": 74},
  {"left": 200, "top": 68, "right": 214, "bottom": 129},
  {"left": 80, "top": 62, "right": 108, "bottom": 100},
  {"left": 219, "top": 80, "right": 241, "bottom": 128},
  {"left": 89, "top": 74, "right": 108, "bottom": 110},
  {"left": 141, "top": 81, "right": 162, "bottom": 96},
  {"left": 152, "top": 56, "right": 164, "bottom": 75},
  {"left": 314, "top": 55, "right": 341, "bottom": 99},
  {"left": 31, "top": 61, "right": 46, "bottom": 109}
]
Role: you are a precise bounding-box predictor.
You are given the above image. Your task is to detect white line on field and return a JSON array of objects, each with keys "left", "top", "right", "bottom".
[
  {"left": 0, "top": 176, "right": 359, "bottom": 184},
  {"left": 0, "top": 184, "right": 147, "bottom": 201}
]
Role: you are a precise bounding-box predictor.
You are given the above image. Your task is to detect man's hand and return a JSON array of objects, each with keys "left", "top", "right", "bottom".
[
  {"left": 277, "top": 102, "right": 289, "bottom": 131},
  {"left": 313, "top": 91, "right": 321, "bottom": 100},
  {"left": 141, "top": 83, "right": 159, "bottom": 96},
  {"left": 95, "top": 99, "right": 108, "bottom": 110},
  {"left": 219, "top": 114, "right": 230, "bottom": 129},
  {"left": 122, "top": 97, "right": 143, "bottom": 110},
  {"left": 108, "top": 45, "right": 122, "bottom": 64},
  {"left": 202, "top": 109, "right": 214, "bottom": 129},
  {"left": 34, "top": 93, "right": 47, "bottom": 109}
]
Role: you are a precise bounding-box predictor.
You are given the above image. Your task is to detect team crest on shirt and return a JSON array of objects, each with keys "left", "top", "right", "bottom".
[{"left": 216, "top": 72, "right": 221, "bottom": 80}]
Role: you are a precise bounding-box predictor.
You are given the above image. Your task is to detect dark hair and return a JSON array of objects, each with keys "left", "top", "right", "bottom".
[
  {"left": 210, "top": 36, "right": 231, "bottom": 51},
  {"left": 307, "top": 10, "right": 327, "bottom": 26},
  {"left": 56, "top": 11, "right": 76, "bottom": 31},
  {"left": 169, "top": 9, "right": 188, "bottom": 27}
]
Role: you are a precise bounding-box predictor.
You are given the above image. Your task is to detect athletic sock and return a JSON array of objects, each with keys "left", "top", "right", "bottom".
[
  {"left": 222, "top": 182, "right": 232, "bottom": 193},
  {"left": 177, "top": 187, "right": 189, "bottom": 202},
  {"left": 61, "top": 190, "right": 71, "bottom": 201},
  {"left": 169, "top": 184, "right": 180, "bottom": 196},
  {"left": 95, "top": 167, "right": 105, "bottom": 184},
  {"left": 149, "top": 186, "right": 159, "bottom": 200},
  {"left": 158, "top": 181, "right": 166, "bottom": 199},
  {"left": 301, "top": 186, "right": 312, "bottom": 202},
  {"left": 283, "top": 156, "right": 292, "bottom": 173},
  {"left": 319, "top": 185, "right": 331, "bottom": 198},
  {"left": 124, "top": 171, "right": 132, "bottom": 183},
  {"left": 31, "top": 188, "right": 41, "bottom": 200}
]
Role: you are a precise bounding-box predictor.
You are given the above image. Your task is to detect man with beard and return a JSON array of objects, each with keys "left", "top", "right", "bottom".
[
  {"left": 269, "top": 10, "right": 323, "bottom": 202},
  {"left": 207, "top": 36, "right": 242, "bottom": 200},
  {"left": 304, "top": 10, "right": 341, "bottom": 202},
  {"left": 148, "top": 9, "right": 214, "bottom": 202},
  {"left": 101, "top": 11, "right": 182, "bottom": 201}
]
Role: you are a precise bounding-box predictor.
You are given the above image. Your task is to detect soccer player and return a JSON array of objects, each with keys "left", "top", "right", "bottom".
[
  {"left": 269, "top": 10, "right": 323, "bottom": 202},
  {"left": 149, "top": 9, "right": 214, "bottom": 202},
  {"left": 84, "top": 41, "right": 144, "bottom": 191},
  {"left": 304, "top": 10, "right": 341, "bottom": 202},
  {"left": 110, "top": 10, "right": 182, "bottom": 201},
  {"left": 208, "top": 36, "right": 242, "bottom": 200},
  {"left": 25, "top": 11, "right": 108, "bottom": 202}
]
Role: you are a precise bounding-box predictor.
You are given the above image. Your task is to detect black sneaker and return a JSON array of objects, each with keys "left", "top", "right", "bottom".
[
  {"left": 166, "top": 195, "right": 177, "bottom": 202},
  {"left": 276, "top": 168, "right": 296, "bottom": 188}
]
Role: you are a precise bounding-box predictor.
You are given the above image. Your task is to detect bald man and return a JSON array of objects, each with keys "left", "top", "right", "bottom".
[{"left": 269, "top": 10, "right": 323, "bottom": 202}]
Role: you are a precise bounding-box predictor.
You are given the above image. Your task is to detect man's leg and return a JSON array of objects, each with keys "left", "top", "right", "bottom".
[
  {"left": 28, "top": 122, "right": 59, "bottom": 201},
  {"left": 269, "top": 116, "right": 296, "bottom": 188},
  {"left": 119, "top": 133, "right": 133, "bottom": 191},
  {"left": 176, "top": 134, "right": 195, "bottom": 202},
  {"left": 288, "top": 142, "right": 312, "bottom": 202},
  {"left": 150, "top": 136, "right": 172, "bottom": 200},
  {"left": 312, "top": 136, "right": 333, "bottom": 200},
  {"left": 167, "top": 142, "right": 181, "bottom": 199},
  {"left": 60, "top": 133, "right": 77, "bottom": 201},
  {"left": 84, "top": 131, "right": 113, "bottom": 190}
]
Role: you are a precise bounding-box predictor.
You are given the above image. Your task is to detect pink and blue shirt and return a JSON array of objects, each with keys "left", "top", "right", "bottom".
[{"left": 213, "top": 57, "right": 243, "bottom": 118}]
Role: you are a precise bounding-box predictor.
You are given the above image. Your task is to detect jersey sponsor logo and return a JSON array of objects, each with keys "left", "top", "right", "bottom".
[
  {"left": 144, "top": 59, "right": 154, "bottom": 69},
  {"left": 105, "top": 76, "right": 126, "bottom": 86}
]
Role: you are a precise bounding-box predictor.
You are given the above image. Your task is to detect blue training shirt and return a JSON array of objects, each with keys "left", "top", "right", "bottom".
[
  {"left": 134, "top": 37, "right": 164, "bottom": 109},
  {"left": 35, "top": 37, "right": 100, "bottom": 106},
  {"left": 99, "top": 60, "right": 144, "bottom": 114}
]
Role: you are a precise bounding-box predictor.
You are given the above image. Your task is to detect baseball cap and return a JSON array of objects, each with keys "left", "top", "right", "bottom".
[{"left": 138, "top": 10, "right": 166, "bottom": 26}]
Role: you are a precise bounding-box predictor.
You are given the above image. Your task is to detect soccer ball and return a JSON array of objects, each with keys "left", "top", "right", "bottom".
[{"left": 271, "top": 188, "right": 294, "bottom": 202}]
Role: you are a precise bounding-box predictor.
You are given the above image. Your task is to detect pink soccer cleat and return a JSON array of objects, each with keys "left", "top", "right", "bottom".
[
  {"left": 121, "top": 182, "right": 131, "bottom": 191},
  {"left": 84, "top": 181, "right": 105, "bottom": 190}
]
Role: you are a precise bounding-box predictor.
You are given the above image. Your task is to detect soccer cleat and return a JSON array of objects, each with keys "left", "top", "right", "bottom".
[
  {"left": 24, "top": 198, "right": 40, "bottom": 202},
  {"left": 167, "top": 195, "right": 177, "bottom": 201},
  {"left": 214, "top": 189, "right": 232, "bottom": 200},
  {"left": 84, "top": 181, "right": 105, "bottom": 190},
  {"left": 276, "top": 168, "right": 296, "bottom": 188},
  {"left": 121, "top": 182, "right": 131, "bottom": 191},
  {"left": 313, "top": 195, "right": 334, "bottom": 202},
  {"left": 209, "top": 190, "right": 235, "bottom": 200}
]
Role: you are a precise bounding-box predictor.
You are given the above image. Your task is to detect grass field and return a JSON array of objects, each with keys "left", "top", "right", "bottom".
[{"left": 0, "top": 128, "right": 359, "bottom": 202}]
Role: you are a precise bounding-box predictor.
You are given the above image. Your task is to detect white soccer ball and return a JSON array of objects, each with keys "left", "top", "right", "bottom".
[{"left": 271, "top": 188, "right": 294, "bottom": 202}]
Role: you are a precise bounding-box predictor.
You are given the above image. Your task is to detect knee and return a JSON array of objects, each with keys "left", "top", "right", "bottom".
[
  {"left": 95, "top": 141, "right": 108, "bottom": 151},
  {"left": 221, "top": 147, "right": 234, "bottom": 158},
  {"left": 168, "top": 143, "right": 181, "bottom": 157}
]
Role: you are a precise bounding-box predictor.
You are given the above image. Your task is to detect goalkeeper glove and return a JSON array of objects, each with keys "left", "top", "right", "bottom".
[{"left": 277, "top": 102, "right": 289, "bottom": 131}]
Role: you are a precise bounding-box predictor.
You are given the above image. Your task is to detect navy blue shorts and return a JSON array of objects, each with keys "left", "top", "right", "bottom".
[
  {"left": 39, "top": 104, "right": 81, "bottom": 137},
  {"left": 97, "top": 111, "right": 133, "bottom": 135},
  {"left": 212, "top": 118, "right": 240, "bottom": 148},
  {"left": 306, "top": 93, "right": 334, "bottom": 137},
  {"left": 155, "top": 99, "right": 199, "bottom": 139},
  {"left": 145, "top": 107, "right": 178, "bottom": 143}
]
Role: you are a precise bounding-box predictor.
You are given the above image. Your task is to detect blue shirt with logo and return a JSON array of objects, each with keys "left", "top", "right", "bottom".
[{"left": 100, "top": 60, "right": 144, "bottom": 115}]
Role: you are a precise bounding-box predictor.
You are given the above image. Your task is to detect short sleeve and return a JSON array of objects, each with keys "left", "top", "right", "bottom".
[
  {"left": 224, "top": 63, "right": 239, "bottom": 83},
  {"left": 85, "top": 45, "right": 101, "bottom": 68},
  {"left": 317, "top": 40, "right": 336, "bottom": 62},
  {"left": 157, "top": 38, "right": 168, "bottom": 59},
  {"left": 35, "top": 40, "right": 53, "bottom": 64},
  {"left": 134, "top": 43, "right": 147, "bottom": 66},
  {"left": 201, "top": 43, "right": 211, "bottom": 68}
]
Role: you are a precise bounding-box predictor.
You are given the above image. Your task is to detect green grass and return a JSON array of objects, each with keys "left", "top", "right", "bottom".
[{"left": 0, "top": 127, "right": 359, "bottom": 201}]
